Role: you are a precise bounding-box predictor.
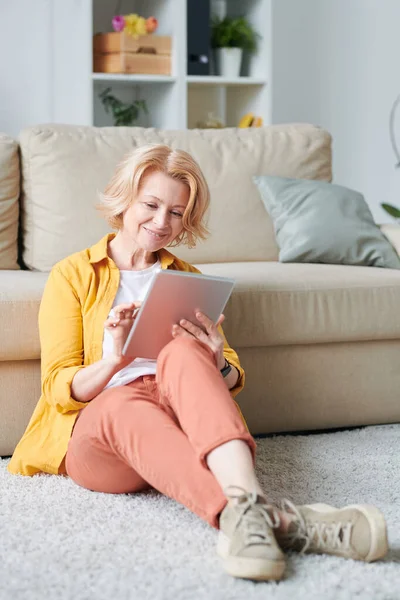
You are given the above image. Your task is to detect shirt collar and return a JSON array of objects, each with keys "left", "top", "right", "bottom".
[{"left": 89, "top": 233, "right": 176, "bottom": 270}]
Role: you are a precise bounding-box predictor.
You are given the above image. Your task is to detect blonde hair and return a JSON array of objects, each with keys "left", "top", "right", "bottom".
[{"left": 97, "top": 144, "right": 210, "bottom": 248}]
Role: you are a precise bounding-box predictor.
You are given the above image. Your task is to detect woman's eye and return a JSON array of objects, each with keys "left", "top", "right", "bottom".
[{"left": 145, "top": 203, "right": 182, "bottom": 217}]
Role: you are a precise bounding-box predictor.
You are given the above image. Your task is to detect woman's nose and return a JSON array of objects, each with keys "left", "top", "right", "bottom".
[{"left": 153, "top": 210, "right": 169, "bottom": 227}]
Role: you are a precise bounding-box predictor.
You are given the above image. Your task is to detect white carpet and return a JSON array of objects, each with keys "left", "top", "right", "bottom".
[{"left": 1, "top": 424, "right": 399, "bottom": 600}]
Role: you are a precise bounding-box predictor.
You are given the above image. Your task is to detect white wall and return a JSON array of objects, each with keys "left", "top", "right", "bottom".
[
  {"left": 272, "top": 0, "right": 400, "bottom": 223},
  {"left": 0, "top": 0, "right": 53, "bottom": 138},
  {"left": 0, "top": 0, "right": 92, "bottom": 138},
  {"left": 2, "top": 0, "right": 399, "bottom": 223}
]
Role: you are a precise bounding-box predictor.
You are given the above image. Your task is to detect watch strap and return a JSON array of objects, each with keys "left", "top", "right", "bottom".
[{"left": 220, "top": 359, "right": 232, "bottom": 378}]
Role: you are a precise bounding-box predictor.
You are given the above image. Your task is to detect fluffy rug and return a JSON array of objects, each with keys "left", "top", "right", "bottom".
[{"left": 1, "top": 424, "right": 399, "bottom": 600}]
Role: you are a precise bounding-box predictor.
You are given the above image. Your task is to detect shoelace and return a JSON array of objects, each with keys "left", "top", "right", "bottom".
[
  {"left": 225, "top": 486, "right": 281, "bottom": 546},
  {"left": 281, "top": 499, "right": 353, "bottom": 553}
]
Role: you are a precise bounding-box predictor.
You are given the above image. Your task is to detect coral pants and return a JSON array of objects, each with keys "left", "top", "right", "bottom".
[{"left": 65, "top": 337, "right": 256, "bottom": 528}]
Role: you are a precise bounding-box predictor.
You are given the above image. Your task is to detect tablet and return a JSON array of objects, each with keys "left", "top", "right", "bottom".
[{"left": 122, "top": 269, "right": 235, "bottom": 359}]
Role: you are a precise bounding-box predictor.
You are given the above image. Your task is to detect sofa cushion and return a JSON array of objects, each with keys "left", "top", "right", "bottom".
[
  {"left": 19, "top": 123, "right": 332, "bottom": 272},
  {"left": 0, "top": 134, "right": 20, "bottom": 269},
  {"left": 197, "top": 261, "right": 400, "bottom": 347},
  {"left": 2, "top": 262, "right": 400, "bottom": 362},
  {"left": 0, "top": 271, "right": 48, "bottom": 360},
  {"left": 380, "top": 223, "right": 400, "bottom": 256},
  {"left": 253, "top": 176, "right": 400, "bottom": 269}
]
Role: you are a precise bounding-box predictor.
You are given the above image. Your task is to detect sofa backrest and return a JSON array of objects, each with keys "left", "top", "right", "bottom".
[
  {"left": 17, "top": 123, "right": 332, "bottom": 272},
  {"left": 0, "top": 134, "right": 20, "bottom": 270}
]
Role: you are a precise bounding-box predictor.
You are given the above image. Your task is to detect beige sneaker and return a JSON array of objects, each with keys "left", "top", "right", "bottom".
[
  {"left": 217, "top": 486, "right": 286, "bottom": 581},
  {"left": 276, "top": 500, "right": 389, "bottom": 562}
]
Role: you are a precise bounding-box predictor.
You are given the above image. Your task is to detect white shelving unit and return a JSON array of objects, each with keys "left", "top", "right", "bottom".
[
  {"left": 186, "top": 76, "right": 266, "bottom": 85},
  {"left": 87, "top": 0, "right": 271, "bottom": 129},
  {"left": 92, "top": 74, "right": 178, "bottom": 84}
]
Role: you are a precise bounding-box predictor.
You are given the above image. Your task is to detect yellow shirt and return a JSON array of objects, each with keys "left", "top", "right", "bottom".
[{"left": 8, "top": 233, "right": 246, "bottom": 476}]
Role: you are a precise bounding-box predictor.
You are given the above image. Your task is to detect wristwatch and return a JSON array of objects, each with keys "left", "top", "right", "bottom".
[{"left": 220, "top": 359, "right": 232, "bottom": 378}]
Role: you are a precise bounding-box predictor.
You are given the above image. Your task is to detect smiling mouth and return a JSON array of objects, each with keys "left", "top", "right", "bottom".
[{"left": 143, "top": 227, "right": 167, "bottom": 239}]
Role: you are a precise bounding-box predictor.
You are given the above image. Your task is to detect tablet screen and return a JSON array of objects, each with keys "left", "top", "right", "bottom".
[{"left": 122, "top": 270, "right": 235, "bottom": 359}]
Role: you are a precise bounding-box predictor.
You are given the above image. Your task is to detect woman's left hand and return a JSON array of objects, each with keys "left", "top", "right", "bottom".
[{"left": 172, "top": 311, "right": 226, "bottom": 369}]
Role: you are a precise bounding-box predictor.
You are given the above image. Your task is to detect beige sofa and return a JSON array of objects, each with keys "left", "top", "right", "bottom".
[{"left": 1, "top": 123, "right": 400, "bottom": 458}]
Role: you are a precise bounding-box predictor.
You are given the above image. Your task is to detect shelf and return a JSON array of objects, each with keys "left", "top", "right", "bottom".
[
  {"left": 92, "top": 75, "right": 265, "bottom": 86},
  {"left": 92, "top": 74, "right": 177, "bottom": 84},
  {"left": 89, "top": 0, "right": 272, "bottom": 129},
  {"left": 186, "top": 76, "right": 266, "bottom": 86}
]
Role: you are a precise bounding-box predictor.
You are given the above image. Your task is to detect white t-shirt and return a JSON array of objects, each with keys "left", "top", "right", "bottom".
[{"left": 102, "top": 260, "right": 162, "bottom": 389}]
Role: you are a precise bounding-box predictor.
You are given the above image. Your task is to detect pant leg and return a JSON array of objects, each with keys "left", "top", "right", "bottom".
[
  {"left": 65, "top": 377, "right": 227, "bottom": 527},
  {"left": 156, "top": 336, "right": 257, "bottom": 467}
]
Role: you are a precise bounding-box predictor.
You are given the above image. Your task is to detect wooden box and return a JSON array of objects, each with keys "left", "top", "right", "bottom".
[{"left": 93, "top": 32, "right": 172, "bottom": 75}]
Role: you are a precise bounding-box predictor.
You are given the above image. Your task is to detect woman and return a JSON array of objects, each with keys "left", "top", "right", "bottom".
[{"left": 8, "top": 145, "right": 388, "bottom": 581}]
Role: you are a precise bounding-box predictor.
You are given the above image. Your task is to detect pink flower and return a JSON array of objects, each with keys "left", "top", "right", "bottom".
[{"left": 112, "top": 15, "right": 126, "bottom": 32}]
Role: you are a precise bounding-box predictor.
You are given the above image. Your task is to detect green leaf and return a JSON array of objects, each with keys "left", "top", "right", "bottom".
[
  {"left": 211, "top": 15, "right": 259, "bottom": 52},
  {"left": 136, "top": 100, "right": 149, "bottom": 114},
  {"left": 98, "top": 89, "right": 149, "bottom": 126},
  {"left": 113, "top": 106, "right": 125, "bottom": 116},
  {"left": 381, "top": 203, "right": 400, "bottom": 219}
]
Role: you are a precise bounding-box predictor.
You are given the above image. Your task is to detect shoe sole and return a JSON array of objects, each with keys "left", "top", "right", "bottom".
[
  {"left": 217, "top": 532, "right": 286, "bottom": 581},
  {"left": 304, "top": 503, "right": 389, "bottom": 562}
]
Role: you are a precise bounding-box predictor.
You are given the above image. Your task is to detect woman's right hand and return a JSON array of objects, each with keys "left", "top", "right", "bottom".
[{"left": 104, "top": 301, "right": 142, "bottom": 364}]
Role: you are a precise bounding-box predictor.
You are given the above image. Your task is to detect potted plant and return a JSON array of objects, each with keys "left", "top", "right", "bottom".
[
  {"left": 211, "top": 15, "right": 259, "bottom": 78},
  {"left": 99, "top": 88, "right": 148, "bottom": 126}
]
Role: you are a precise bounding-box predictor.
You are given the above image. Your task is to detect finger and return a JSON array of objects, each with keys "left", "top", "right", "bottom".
[
  {"left": 216, "top": 314, "right": 225, "bottom": 327},
  {"left": 179, "top": 318, "right": 209, "bottom": 343},
  {"left": 120, "top": 309, "right": 135, "bottom": 319},
  {"left": 104, "top": 317, "right": 120, "bottom": 328},
  {"left": 196, "top": 312, "right": 225, "bottom": 348},
  {"left": 113, "top": 301, "right": 142, "bottom": 314},
  {"left": 195, "top": 311, "right": 221, "bottom": 334},
  {"left": 114, "top": 305, "right": 141, "bottom": 320},
  {"left": 172, "top": 324, "right": 193, "bottom": 338}
]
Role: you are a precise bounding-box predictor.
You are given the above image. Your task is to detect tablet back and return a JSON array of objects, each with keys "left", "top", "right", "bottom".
[{"left": 123, "top": 270, "right": 235, "bottom": 359}]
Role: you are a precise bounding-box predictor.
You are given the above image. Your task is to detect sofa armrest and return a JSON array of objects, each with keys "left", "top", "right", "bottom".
[
  {"left": 0, "top": 270, "right": 48, "bottom": 360},
  {"left": 380, "top": 223, "right": 400, "bottom": 256}
]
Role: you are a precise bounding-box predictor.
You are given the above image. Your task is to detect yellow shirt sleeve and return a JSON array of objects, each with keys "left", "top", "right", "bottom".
[
  {"left": 219, "top": 325, "right": 245, "bottom": 398},
  {"left": 39, "top": 265, "right": 88, "bottom": 414}
]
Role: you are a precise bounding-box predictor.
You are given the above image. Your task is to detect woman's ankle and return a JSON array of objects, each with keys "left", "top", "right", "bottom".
[{"left": 275, "top": 510, "right": 296, "bottom": 534}]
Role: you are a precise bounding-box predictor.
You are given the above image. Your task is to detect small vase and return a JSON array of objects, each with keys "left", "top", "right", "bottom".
[{"left": 216, "top": 47, "right": 243, "bottom": 78}]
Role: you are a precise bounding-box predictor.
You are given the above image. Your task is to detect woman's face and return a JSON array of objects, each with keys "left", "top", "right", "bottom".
[{"left": 121, "top": 170, "right": 190, "bottom": 252}]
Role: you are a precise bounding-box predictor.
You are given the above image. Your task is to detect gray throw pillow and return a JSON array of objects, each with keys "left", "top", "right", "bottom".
[{"left": 253, "top": 175, "right": 400, "bottom": 269}]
